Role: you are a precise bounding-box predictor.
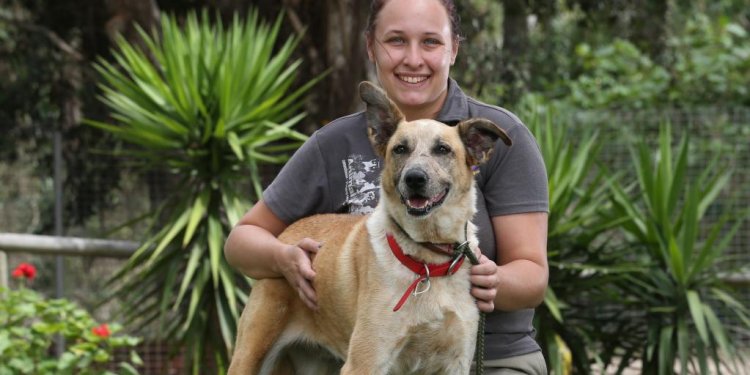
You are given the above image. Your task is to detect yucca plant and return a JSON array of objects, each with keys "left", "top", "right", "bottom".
[
  {"left": 609, "top": 124, "right": 750, "bottom": 374},
  {"left": 86, "top": 10, "right": 321, "bottom": 373},
  {"left": 528, "top": 115, "right": 633, "bottom": 374}
]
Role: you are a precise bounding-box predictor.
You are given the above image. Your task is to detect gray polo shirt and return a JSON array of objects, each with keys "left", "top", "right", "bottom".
[{"left": 264, "top": 79, "right": 549, "bottom": 360}]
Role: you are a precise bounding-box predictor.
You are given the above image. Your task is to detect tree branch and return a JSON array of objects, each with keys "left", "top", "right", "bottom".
[{"left": 0, "top": 15, "right": 85, "bottom": 62}]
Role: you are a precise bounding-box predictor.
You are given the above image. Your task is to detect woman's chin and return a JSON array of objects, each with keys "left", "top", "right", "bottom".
[{"left": 394, "top": 94, "right": 431, "bottom": 109}]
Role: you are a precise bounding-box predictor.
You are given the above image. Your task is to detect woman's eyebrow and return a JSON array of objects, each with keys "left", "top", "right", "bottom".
[{"left": 382, "top": 30, "right": 444, "bottom": 36}]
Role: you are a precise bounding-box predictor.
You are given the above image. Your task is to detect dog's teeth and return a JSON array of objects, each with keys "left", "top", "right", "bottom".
[{"left": 429, "top": 190, "right": 447, "bottom": 204}]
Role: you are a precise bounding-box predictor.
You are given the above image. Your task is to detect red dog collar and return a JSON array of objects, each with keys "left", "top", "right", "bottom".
[{"left": 386, "top": 233, "right": 466, "bottom": 312}]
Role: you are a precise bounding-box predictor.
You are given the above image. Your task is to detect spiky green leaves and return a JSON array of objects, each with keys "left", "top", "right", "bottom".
[{"left": 88, "top": 10, "right": 321, "bottom": 372}]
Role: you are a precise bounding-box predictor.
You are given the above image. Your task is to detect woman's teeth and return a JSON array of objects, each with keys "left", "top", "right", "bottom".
[{"left": 399, "top": 75, "right": 427, "bottom": 84}]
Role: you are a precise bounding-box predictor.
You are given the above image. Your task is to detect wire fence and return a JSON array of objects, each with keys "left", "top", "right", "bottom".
[
  {"left": 562, "top": 106, "right": 750, "bottom": 266},
  {"left": 1, "top": 106, "right": 749, "bottom": 371},
  {"left": 559, "top": 106, "right": 750, "bottom": 349}
]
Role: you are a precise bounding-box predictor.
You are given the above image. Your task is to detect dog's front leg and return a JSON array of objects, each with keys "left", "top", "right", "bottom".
[{"left": 340, "top": 319, "right": 400, "bottom": 375}]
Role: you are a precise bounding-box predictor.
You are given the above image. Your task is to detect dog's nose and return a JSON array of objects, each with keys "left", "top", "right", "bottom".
[{"left": 404, "top": 169, "right": 428, "bottom": 189}]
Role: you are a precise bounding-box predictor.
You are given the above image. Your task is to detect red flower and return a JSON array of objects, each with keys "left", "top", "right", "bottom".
[
  {"left": 92, "top": 323, "right": 111, "bottom": 338},
  {"left": 11, "top": 263, "right": 37, "bottom": 280}
]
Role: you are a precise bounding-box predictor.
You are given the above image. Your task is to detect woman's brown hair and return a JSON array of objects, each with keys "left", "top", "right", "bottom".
[{"left": 365, "top": 0, "right": 463, "bottom": 42}]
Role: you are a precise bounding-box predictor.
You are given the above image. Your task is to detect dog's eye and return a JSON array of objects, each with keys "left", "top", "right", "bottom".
[
  {"left": 393, "top": 145, "right": 408, "bottom": 155},
  {"left": 434, "top": 144, "right": 451, "bottom": 155}
]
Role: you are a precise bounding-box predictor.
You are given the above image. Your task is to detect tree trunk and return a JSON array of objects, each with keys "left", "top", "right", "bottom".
[
  {"left": 629, "top": 0, "right": 668, "bottom": 61},
  {"left": 501, "top": 0, "right": 529, "bottom": 104},
  {"left": 277, "top": 0, "right": 369, "bottom": 133},
  {"left": 104, "top": 0, "right": 160, "bottom": 46}
]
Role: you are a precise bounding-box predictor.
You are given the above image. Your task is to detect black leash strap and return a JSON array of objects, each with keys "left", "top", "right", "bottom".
[{"left": 454, "top": 237, "right": 485, "bottom": 375}]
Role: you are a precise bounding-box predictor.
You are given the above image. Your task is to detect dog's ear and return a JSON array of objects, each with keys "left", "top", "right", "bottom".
[
  {"left": 359, "top": 81, "right": 404, "bottom": 158},
  {"left": 458, "top": 118, "right": 512, "bottom": 166}
]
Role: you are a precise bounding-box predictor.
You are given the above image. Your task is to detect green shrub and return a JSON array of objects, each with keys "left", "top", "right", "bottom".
[
  {"left": 0, "top": 264, "right": 142, "bottom": 375},
  {"left": 668, "top": 15, "right": 750, "bottom": 105},
  {"left": 526, "top": 114, "right": 750, "bottom": 373},
  {"left": 608, "top": 124, "right": 750, "bottom": 373},
  {"left": 568, "top": 40, "right": 671, "bottom": 109},
  {"left": 519, "top": 14, "right": 750, "bottom": 112},
  {"left": 87, "top": 9, "right": 322, "bottom": 373},
  {"left": 528, "top": 113, "right": 633, "bottom": 374}
]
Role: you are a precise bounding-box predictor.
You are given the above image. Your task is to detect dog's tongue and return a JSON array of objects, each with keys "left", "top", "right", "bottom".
[
  {"left": 407, "top": 197, "right": 429, "bottom": 208},
  {"left": 407, "top": 190, "right": 446, "bottom": 209}
]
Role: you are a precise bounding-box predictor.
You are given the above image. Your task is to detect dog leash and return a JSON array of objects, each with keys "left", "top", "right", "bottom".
[{"left": 452, "top": 238, "right": 485, "bottom": 375}]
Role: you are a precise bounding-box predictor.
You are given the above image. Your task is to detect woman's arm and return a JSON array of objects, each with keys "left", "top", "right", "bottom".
[
  {"left": 224, "top": 200, "right": 321, "bottom": 310},
  {"left": 469, "top": 212, "right": 548, "bottom": 312}
]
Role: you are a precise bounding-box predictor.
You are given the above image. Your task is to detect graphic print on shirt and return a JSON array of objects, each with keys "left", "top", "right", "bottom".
[{"left": 342, "top": 154, "right": 381, "bottom": 215}]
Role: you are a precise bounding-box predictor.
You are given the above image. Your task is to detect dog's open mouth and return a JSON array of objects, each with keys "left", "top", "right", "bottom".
[{"left": 401, "top": 189, "right": 448, "bottom": 216}]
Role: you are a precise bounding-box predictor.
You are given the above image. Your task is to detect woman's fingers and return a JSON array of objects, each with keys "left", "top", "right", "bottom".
[
  {"left": 278, "top": 239, "right": 321, "bottom": 310},
  {"left": 470, "top": 254, "right": 498, "bottom": 313}
]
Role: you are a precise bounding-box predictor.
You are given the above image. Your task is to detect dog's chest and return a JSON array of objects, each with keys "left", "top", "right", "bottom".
[{"left": 391, "top": 310, "right": 474, "bottom": 373}]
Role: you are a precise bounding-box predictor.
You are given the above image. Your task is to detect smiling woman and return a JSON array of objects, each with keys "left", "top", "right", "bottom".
[
  {"left": 365, "top": 0, "right": 459, "bottom": 120},
  {"left": 224, "top": 0, "right": 549, "bottom": 374}
]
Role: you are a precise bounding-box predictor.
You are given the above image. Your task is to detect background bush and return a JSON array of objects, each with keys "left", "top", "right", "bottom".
[{"left": 1, "top": 268, "right": 141, "bottom": 375}]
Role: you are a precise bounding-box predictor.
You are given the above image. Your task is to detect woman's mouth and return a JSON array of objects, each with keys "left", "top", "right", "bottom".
[{"left": 397, "top": 74, "right": 429, "bottom": 84}]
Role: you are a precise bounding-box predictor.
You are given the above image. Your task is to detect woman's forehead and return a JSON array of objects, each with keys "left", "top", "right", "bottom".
[{"left": 375, "top": 0, "right": 451, "bottom": 35}]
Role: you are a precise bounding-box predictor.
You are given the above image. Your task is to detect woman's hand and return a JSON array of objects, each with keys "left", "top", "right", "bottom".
[
  {"left": 469, "top": 253, "right": 499, "bottom": 313},
  {"left": 275, "top": 238, "right": 321, "bottom": 310}
]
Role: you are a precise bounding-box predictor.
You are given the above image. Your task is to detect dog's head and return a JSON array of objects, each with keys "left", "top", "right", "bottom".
[{"left": 359, "top": 81, "right": 511, "bottom": 221}]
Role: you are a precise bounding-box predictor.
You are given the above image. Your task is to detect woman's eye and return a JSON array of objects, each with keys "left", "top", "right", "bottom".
[
  {"left": 386, "top": 37, "right": 405, "bottom": 45},
  {"left": 424, "top": 38, "right": 442, "bottom": 46},
  {"left": 393, "top": 145, "right": 408, "bottom": 154}
]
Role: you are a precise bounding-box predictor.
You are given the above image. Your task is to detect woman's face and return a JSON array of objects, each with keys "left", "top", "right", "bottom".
[{"left": 367, "top": 0, "right": 458, "bottom": 120}]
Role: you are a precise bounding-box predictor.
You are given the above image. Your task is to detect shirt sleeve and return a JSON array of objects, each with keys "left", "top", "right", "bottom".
[
  {"left": 479, "top": 123, "right": 549, "bottom": 216},
  {"left": 263, "top": 132, "right": 332, "bottom": 224}
]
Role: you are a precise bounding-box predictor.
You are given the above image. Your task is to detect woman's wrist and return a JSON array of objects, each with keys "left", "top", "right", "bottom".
[{"left": 271, "top": 243, "right": 293, "bottom": 276}]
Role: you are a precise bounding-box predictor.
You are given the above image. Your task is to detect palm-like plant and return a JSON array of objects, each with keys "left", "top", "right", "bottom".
[
  {"left": 86, "top": 10, "right": 321, "bottom": 373},
  {"left": 610, "top": 124, "right": 750, "bottom": 374},
  {"left": 528, "top": 115, "right": 632, "bottom": 374}
]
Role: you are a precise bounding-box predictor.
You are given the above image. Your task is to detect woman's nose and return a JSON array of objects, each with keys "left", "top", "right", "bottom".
[{"left": 402, "top": 43, "right": 424, "bottom": 67}]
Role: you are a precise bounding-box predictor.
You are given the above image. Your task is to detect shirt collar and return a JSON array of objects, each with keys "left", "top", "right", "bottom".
[{"left": 436, "top": 78, "right": 469, "bottom": 124}]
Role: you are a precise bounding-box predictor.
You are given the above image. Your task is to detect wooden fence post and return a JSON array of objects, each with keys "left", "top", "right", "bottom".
[{"left": 0, "top": 251, "right": 7, "bottom": 288}]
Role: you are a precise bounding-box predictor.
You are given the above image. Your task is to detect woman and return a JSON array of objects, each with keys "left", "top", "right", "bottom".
[{"left": 224, "top": 0, "right": 549, "bottom": 373}]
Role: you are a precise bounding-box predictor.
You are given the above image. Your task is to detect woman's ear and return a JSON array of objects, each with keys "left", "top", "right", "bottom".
[
  {"left": 366, "top": 33, "right": 375, "bottom": 62},
  {"left": 450, "top": 38, "right": 459, "bottom": 65}
]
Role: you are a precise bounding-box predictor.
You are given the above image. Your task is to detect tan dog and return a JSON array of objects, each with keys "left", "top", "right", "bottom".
[{"left": 228, "top": 81, "right": 512, "bottom": 375}]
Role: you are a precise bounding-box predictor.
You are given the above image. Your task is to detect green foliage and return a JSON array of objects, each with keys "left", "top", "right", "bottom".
[
  {"left": 1, "top": 1, "right": 122, "bottom": 231},
  {"left": 522, "top": 14, "right": 750, "bottom": 111},
  {"left": 526, "top": 113, "right": 750, "bottom": 373},
  {"left": 567, "top": 40, "right": 671, "bottom": 109},
  {"left": 0, "top": 286, "right": 141, "bottom": 375},
  {"left": 668, "top": 15, "right": 750, "bottom": 105},
  {"left": 528, "top": 113, "right": 633, "bottom": 374},
  {"left": 453, "top": 0, "right": 505, "bottom": 100},
  {"left": 87, "top": 9, "right": 321, "bottom": 373},
  {"left": 608, "top": 124, "right": 750, "bottom": 374}
]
